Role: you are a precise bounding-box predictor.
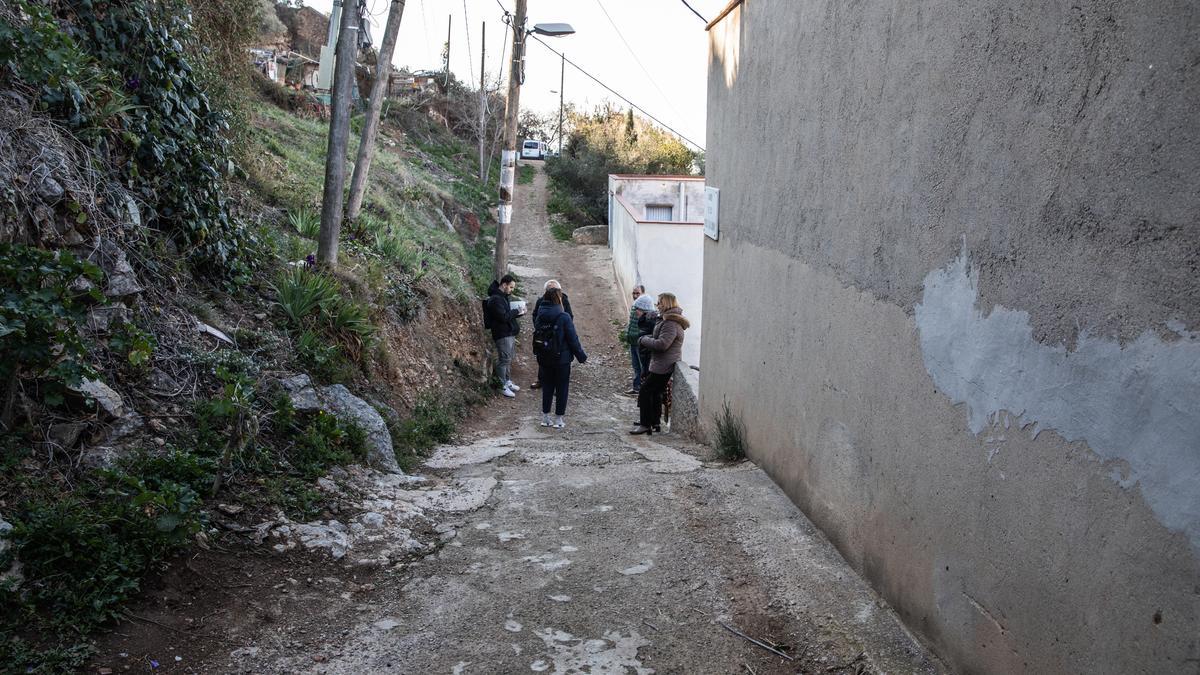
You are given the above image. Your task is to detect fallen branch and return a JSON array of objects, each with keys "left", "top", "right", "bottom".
[
  {"left": 641, "top": 619, "right": 659, "bottom": 631},
  {"left": 718, "top": 622, "right": 794, "bottom": 661}
]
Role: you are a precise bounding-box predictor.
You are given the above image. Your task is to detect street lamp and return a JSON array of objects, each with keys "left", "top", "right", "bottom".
[{"left": 531, "top": 23, "right": 575, "bottom": 37}]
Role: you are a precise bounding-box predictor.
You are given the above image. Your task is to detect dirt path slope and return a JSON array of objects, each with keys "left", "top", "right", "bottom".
[{"left": 215, "top": 163, "right": 943, "bottom": 674}]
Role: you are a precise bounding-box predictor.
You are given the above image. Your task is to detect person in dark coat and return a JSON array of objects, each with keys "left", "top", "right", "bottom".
[
  {"left": 530, "top": 279, "right": 572, "bottom": 390},
  {"left": 534, "top": 287, "right": 587, "bottom": 429},
  {"left": 486, "top": 274, "right": 525, "bottom": 397},
  {"left": 623, "top": 285, "right": 647, "bottom": 395},
  {"left": 632, "top": 294, "right": 658, "bottom": 383}
]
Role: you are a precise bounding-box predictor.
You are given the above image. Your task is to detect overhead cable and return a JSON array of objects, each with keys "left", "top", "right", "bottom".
[
  {"left": 528, "top": 34, "right": 704, "bottom": 151},
  {"left": 592, "top": 0, "right": 684, "bottom": 121},
  {"left": 679, "top": 0, "right": 708, "bottom": 23}
]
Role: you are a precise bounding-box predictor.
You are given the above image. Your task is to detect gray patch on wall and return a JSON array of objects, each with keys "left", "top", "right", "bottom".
[{"left": 915, "top": 248, "right": 1200, "bottom": 552}]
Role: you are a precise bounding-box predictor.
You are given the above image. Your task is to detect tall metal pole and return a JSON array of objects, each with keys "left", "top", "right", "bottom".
[
  {"left": 444, "top": 14, "right": 452, "bottom": 87},
  {"left": 478, "top": 21, "right": 488, "bottom": 182},
  {"left": 346, "top": 0, "right": 406, "bottom": 222},
  {"left": 493, "top": 0, "right": 526, "bottom": 281},
  {"left": 317, "top": 0, "right": 360, "bottom": 267},
  {"left": 557, "top": 51, "right": 565, "bottom": 155}
]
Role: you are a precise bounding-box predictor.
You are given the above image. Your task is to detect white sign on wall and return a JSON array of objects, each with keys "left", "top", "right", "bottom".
[{"left": 704, "top": 186, "right": 720, "bottom": 241}]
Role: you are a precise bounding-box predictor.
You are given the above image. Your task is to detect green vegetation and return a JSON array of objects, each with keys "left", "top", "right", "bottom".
[
  {"left": 713, "top": 400, "right": 748, "bottom": 461},
  {"left": 0, "top": 245, "right": 105, "bottom": 414},
  {"left": 544, "top": 106, "right": 697, "bottom": 233},
  {"left": 0, "top": 0, "right": 260, "bottom": 280},
  {"left": 0, "top": 0, "right": 503, "bottom": 668},
  {"left": 388, "top": 391, "right": 482, "bottom": 472},
  {"left": 289, "top": 207, "right": 321, "bottom": 239},
  {"left": 517, "top": 164, "right": 536, "bottom": 185}
]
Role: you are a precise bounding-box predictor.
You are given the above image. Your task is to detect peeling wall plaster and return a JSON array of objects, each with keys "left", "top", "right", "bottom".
[{"left": 915, "top": 249, "right": 1200, "bottom": 552}]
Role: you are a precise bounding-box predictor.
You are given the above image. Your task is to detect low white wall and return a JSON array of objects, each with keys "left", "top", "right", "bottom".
[{"left": 635, "top": 222, "right": 704, "bottom": 368}]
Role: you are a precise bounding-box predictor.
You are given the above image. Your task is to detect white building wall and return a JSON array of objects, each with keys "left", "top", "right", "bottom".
[
  {"left": 635, "top": 222, "right": 704, "bottom": 367},
  {"left": 608, "top": 176, "right": 705, "bottom": 369}
]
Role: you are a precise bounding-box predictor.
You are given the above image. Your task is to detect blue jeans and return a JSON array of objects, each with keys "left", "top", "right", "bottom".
[
  {"left": 541, "top": 362, "right": 571, "bottom": 416},
  {"left": 629, "top": 344, "right": 642, "bottom": 390}
]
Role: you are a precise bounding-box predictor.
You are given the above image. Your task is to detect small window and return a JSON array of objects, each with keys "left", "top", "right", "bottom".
[
  {"left": 645, "top": 205, "right": 673, "bottom": 221},
  {"left": 523, "top": 141, "right": 539, "bottom": 149}
]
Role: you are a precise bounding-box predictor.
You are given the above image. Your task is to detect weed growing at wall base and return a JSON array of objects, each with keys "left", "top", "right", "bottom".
[{"left": 713, "top": 400, "right": 747, "bottom": 461}]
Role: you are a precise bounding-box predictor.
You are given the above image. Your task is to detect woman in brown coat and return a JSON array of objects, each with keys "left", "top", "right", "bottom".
[{"left": 630, "top": 293, "right": 689, "bottom": 435}]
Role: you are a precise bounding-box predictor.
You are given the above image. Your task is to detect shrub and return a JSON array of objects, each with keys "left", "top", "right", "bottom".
[
  {"left": 713, "top": 400, "right": 747, "bottom": 461},
  {"left": 2, "top": 452, "right": 206, "bottom": 653},
  {"left": 296, "top": 330, "right": 350, "bottom": 384},
  {"left": 289, "top": 410, "right": 367, "bottom": 479},
  {"left": 0, "top": 244, "right": 105, "bottom": 411}
]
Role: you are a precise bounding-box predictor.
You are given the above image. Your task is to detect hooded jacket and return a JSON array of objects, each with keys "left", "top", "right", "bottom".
[
  {"left": 637, "top": 306, "right": 689, "bottom": 374},
  {"left": 532, "top": 293, "right": 573, "bottom": 323},
  {"left": 534, "top": 303, "right": 587, "bottom": 366},
  {"left": 486, "top": 280, "right": 521, "bottom": 340}
]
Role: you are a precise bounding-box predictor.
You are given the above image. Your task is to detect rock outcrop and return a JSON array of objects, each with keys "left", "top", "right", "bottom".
[{"left": 281, "top": 374, "right": 402, "bottom": 474}]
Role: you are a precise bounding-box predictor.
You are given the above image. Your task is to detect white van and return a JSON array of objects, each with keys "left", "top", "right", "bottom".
[{"left": 521, "top": 139, "right": 546, "bottom": 160}]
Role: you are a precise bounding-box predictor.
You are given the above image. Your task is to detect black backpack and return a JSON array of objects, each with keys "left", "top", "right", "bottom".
[
  {"left": 481, "top": 297, "right": 492, "bottom": 329},
  {"left": 532, "top": 314, "right": 565, "bottom": 363}
]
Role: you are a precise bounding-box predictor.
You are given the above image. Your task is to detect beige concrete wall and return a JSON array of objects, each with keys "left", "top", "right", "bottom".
[{"left": 702, "top": 1, "right": 1200, "bottom": 673}]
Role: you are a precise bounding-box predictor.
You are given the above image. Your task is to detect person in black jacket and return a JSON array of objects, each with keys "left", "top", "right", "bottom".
[
  {"left": 534, "top": 287, "right": 586, "bottom": 429},
  {"left": 530, "top": 279, "right": 573, "bottom": 390},
  {"left": 486, "top": 274, "right": 525, "bottom": 397}
]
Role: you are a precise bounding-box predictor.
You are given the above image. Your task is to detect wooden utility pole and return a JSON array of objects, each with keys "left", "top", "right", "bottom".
[
  {"left": 493, "top": 0, "right": 526, "bottom": 281},
  {"left": 478, "top": 21, "right": 487, "bottom": 182},
  {"left": 317, "top": 0, "right": 360, "bottom": 267},
  {"left": 346, "top": 0, "right": 407, "bottom": 222}
]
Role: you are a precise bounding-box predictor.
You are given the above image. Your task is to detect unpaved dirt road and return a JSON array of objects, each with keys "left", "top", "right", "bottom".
[{"left": 210, "top": 164, "right": 943, "bottom": 674}]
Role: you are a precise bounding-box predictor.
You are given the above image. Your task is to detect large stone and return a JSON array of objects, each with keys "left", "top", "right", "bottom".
[
  {"left": 284, "top": 375, "right": 402, "bottom": 474},
  {"left": 46, "top": 422, "right": 89, "bottom": 450},
  {"left": 75, "top": 379, "right": 125, "bottom": 419},
  {"left": 572, "top": 225, "right": 608, "bottom": 245},
  {"left": 0, "top": 514, "right": 21, "bottom": 588}
]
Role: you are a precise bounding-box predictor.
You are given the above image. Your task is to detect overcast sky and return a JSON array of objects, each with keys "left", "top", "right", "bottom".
[{"left": 300, "top": 0, "right": 731, "bottom": 149}]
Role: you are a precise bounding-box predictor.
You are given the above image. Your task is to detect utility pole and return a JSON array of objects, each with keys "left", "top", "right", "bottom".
[
  {"left": 317, "top": 0, "right": 360, "bottom": 267},
  {"left": 478, "top": 21, "right": 488, "bottom": 182},
  {"left": 557, "top": 51, "right": 565, "bottom": 155},
  {"left": 493, "top": 0, "right": 526, "bottom": 281},
  {"left": 346, "top": 0, "right": 406, "bottom": 222},
  {"left": 444, "top": 15, "right": 452, "bottom": 88}
]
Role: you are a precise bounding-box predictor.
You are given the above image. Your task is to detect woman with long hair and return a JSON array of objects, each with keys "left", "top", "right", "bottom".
[
  {"left": 533, "top": 287, "right": 587, "bottom": 429},
  {"left": 631, "top": 293, "right": 688, "bottom": 435}
]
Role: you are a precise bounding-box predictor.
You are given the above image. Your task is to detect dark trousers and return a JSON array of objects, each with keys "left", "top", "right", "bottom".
[
  {"left": 541, "top": 362, "right": 572, "bottom": 416},
  {"left": 629, "top": 344, "right": 642, "bottom": 390},
  {"left": 637, "top": 369, "right": 672, "bottom": 427}
]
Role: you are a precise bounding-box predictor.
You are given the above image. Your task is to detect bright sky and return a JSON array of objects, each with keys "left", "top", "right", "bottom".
[{"left": 300, "top": 0, "right": 730, "bottom": 149}]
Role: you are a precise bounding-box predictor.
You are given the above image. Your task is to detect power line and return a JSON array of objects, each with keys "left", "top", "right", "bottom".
[
  {"left": 528, "top": 33, "right": 704, "bottom": 151},
  {"left": 591, "top": 0, "right": 684, "bottom": 122},
  {"left": 678, "top": 0, "right": 708, "bottom": 23}
]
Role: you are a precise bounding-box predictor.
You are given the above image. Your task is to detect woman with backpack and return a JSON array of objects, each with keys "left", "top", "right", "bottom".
[
  {"left": 533, "top": 287, "right": 587, "bottom": 429},
  {"left": 630, "top": 292, "right": 688, "bottom": 436}
]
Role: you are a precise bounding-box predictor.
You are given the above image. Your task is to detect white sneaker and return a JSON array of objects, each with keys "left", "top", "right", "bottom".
[
  {"left": 553, "top": 416, "right": 565, "bottom": 429},
  {"left": 502, "top": 386, "right": 516, "bottom": 398},
  {"left": 540, "top": 413, "right": 552, "bottom": 427},
  {"left": 506, "top": 381, "right": 520, "bottom": 392}
]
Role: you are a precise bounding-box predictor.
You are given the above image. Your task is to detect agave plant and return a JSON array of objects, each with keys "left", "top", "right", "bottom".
[
  {"left": 272, "top": 266, "right": 338, "bottom": 325},
  {"left": 288, "top": 208, "right": 320, "bottom": 239}
]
